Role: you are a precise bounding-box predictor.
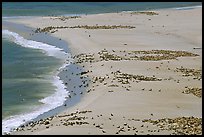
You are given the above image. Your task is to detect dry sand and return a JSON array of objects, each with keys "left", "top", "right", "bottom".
[{"left": 8, "top": 7, "right": 202, "bottom": 135}]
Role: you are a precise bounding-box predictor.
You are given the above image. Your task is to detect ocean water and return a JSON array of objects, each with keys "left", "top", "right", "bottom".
[
  {"left": 2, "top": 2, "right": 202, "bottom": 134},
  {"left": 2, "top": 2, "right": 202, "bottom": 17},
  {"left": 2, "top": 30, "right": 71, "bottom": 134},
  {"left": 2, "top": 38, "right": 59, "bottom": 119}
]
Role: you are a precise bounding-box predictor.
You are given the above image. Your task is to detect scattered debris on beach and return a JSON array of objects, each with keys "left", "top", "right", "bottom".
[
  {"left": 130, "top": 11, "right": 159, "bottom": 16},
  {"left": 71, "top": 49, "right": 200, "bottom": 95},
  {"left": 182, "top": 87, "right": 202, "bottom": 98},
  {"left": 69, "top": 25, "right": 136, "bottom": 29},
  {"left": 174, "top": 67, "right": 202, "bottom": 80},
  {"left": 113, "top": 70, "right": 162, "bottom": 84},
  {"left": 142, "top": 116, "right": 202, "bottom": 135},
  {"left": 132, "top": 50, "right": 199, "bottom": 61},
  {"left": 34, "top": 26, "right": 69, "bottom": 33},
  {"left": 50, "top": 16, "right": 81, "bottom": 21},
  {"left": 34, "top": 25, "right": 135, "bottom": 33},
  {"left": 74, "top": 49, "right": 199, "bottom": 63},
  {"left": 11, "top": 48, "right": 201, "bottom": 134},
  {"left": 74, "top": 53, "right": 95, "bottom": 63},
  {"left": 14, "top": 110, "right": 92, "bottom": 132}
]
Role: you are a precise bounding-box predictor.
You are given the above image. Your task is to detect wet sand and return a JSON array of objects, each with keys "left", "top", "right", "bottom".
[{"left": 8, "top": 7, "right": 202, "bottom": 135}]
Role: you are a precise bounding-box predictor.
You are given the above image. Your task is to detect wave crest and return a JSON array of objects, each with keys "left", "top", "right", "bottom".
[{"left": 2, "top": 29, "right": 72, "bottom": 134}]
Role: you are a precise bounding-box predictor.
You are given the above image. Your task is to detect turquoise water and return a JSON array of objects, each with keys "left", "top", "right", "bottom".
[
  {"left": 2, "top": 2, "right": 202, "bottom": 134},
  {"left": 2, "top": 2, "right": 202, "bottom": 16},
  {"left": 2, "top": 38, "right": 63, "bottom": 119},
  {"left": 2, "top": 29, "right": 70, "bottom": 133}
]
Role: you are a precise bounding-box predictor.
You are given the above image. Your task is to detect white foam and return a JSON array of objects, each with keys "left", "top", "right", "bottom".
[
  {"left": 2, "top": 30, "right": 73, "bottom": 134},
  {"left": 2, "top": 16, "right": 36, "bottom": 19},
  {"left": 174, "top": 5, "right": 202, "bottom": 10},
  {"left": 39, "top": 76, "right": 68, "bottom": 105},
  {"left": 2, "top": 30, "right": 70, "bottom": 60},
  {"left": 121, "top": 5, "right": 202, "bottom": 13},
  {"left": 3, "top": 90, "right": 68, "bottom": 132},
  {"left": 2, "top": 76, "right": 70, "bottom": 134}
]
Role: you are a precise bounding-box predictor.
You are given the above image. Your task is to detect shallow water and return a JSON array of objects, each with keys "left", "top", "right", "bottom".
[
  {"left": 2, "top": 30, "right": 71, "bottom": 133},
  {"left": 2, "top": 2, "right": 201, "bottom": 17},
  {"left": 2, "top": 38, "right": 60, "bottom": 117},
  {"left": 2, "top": 2, "right": 202, "bottom": 134}
]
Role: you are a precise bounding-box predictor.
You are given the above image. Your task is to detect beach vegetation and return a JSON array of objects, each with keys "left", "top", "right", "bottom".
[{"left": 130, "top": 11, "right": 159, "bottom": 16}]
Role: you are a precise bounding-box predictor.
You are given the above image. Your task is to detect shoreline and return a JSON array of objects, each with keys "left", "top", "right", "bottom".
[
  {"left": 2, "top": 4, "right": 202, "bottom": 18},
  {"left": 2, "top": 22, "right": 87, "bottom": 134},
  {"left": 4, "top": 6, "right": 202, "bottom": 135}
]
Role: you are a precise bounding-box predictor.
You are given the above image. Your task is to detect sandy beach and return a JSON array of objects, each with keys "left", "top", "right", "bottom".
[{"left": 7, "top": 7, "right": 202, "bottom": 135}]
